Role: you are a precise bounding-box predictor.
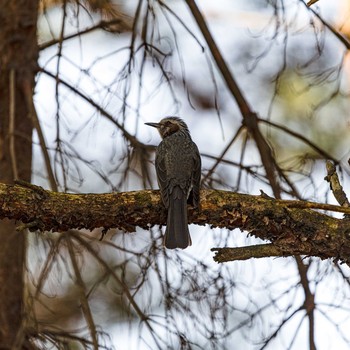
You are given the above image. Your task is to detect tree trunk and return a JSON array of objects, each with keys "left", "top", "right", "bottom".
[{"left": 0, "top": 1, "right": 39, "bottom": 347}]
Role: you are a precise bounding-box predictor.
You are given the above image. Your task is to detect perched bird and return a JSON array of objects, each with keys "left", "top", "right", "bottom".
[{"left": 145, "top": 117, "right": 201, "bottom": 249}]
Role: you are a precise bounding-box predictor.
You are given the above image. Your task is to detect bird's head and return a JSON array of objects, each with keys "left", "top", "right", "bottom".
[{"left": 145, "top": 116, "right": 189, "bottom": 139}]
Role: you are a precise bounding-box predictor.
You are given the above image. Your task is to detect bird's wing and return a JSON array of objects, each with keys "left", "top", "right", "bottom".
[
  {"left": 155, "top": 144, "right": 170, "bottom": 208},
  {"left": 191, "top": 143, "right": 201, "bottom": 207}
]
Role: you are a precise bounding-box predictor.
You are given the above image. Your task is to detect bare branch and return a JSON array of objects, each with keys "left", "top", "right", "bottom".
[
  {"left": 9, "top": 69, "right": 18, "bottom": 180},
  {"left": 301, "top": 0, "right": 350, "bottom": 50},
  {"left": 211, "top": 244, "right": 281, "bottom": 262},
  {"left": 184, "top": 0, "right": 285, "bottom": 197},
  {"left": 39, "top": 19, "right": 129, "bottom": 51},
  {"left": 40, "top": 68, "right": 152, "bottom": 151},
  {"left": 1, "top": 182, "right": 350, "bottom": 262},
  {"left": 295, "top": 257, "right": 316, "bottom": 350},
  {"left": 66, "top": 235, "right": 99, "bottom": 350},
  {"left": 307, "top": 0, "right": 320, "bottom": 7},
  {"left": 325, "top": 161, "right": 350, "bottom": 209}
]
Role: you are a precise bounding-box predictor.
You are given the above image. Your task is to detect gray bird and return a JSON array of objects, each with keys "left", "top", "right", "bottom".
[{"left": 145, "top": 117, "right": 201, "bottom": 249}]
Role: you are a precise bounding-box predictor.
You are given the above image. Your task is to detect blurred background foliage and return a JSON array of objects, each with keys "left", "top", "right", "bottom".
[{"left": 19, "top": 0, "right": 350, "bottom": 349}]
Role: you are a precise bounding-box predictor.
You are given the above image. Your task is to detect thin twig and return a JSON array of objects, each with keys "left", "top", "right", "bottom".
[
  {"left": 294, "top": 257, "right": 316, "bottom": 350},
  {"left": 66, "top": 235, "right": 99, "bottom": 350},
  {"left": 259, "top": 118, "right": 338, "bottom": 163},
  {"left": 72, "top": 232, "right": 165, "bottom": 349},
  {"left": 39, "top": 19, "right": 125, "bottom": 50},
  {"left": 22, "top": 79, "right": 58, "bottom": 191},
  {"left": 41, "top": 68, "right": 151, "bottom": 151},
  {"left": 302, "top": 0, "right": 350, "bottom": 50},
  {"left": 9, "top": 69, "right": 18, "bottom": 180},
  {"left": 184, "top": 0, "right": 282, "bottom": 197}
]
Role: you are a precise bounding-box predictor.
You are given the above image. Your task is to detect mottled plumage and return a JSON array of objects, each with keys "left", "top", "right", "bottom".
[{"left": 145, "top": 117, "right": 201, "bottom": 249}]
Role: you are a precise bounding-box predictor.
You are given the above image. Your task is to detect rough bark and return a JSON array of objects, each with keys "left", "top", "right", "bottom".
[
  {"left": 0, "top": 1, "right": 39, "bottom": 348},
  {"left": 1, "top": 183, "right": 350, "bottom": 263}
]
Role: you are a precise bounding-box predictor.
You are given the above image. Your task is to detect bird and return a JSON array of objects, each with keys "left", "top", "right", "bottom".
[{"left": 145, "top": 117, "right": 201, "bottom": 249}]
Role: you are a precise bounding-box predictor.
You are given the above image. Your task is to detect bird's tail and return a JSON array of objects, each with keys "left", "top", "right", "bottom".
[{"left": 164, "top": 186, "right": 192, "bottom": 249}]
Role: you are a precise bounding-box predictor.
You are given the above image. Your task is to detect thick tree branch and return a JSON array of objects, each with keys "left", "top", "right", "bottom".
[{"left": 1, "top": 182, "right": 350, "bottom": 262}]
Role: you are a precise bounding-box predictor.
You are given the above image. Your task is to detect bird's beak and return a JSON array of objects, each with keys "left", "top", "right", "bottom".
[{"left": 145, "top": 122, "right": 160, "bottom": 128}]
